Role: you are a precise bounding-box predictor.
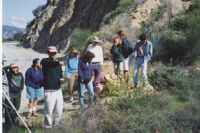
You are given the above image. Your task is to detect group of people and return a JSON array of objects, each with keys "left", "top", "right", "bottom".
[{"left": 2, "top": 30, "right": 153, "bottom": 130}]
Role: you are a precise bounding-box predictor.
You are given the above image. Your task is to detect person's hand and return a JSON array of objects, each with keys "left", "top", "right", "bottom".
[
  {"left": 7, "top": 96, "right": 10, "bottom": 100},
  {"left": 91, "top": 76, "right": 95, "bottom": 81},
  {"left": 60, "top": 78, "right": 64, "bottom": 83},
  {"left": 59, "top": 61, "right": 65, "bottom": 66}
]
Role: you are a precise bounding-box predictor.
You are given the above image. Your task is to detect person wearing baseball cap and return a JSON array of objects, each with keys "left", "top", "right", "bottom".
[
  {"left": 6, "top": 63, "right": 24, "bottom": 125},
  {"left": 65, "top": 48, "right": 80, "bottom": 102},
  {"left": 41, "top": 46, "right": 65, "bottom": 128}
]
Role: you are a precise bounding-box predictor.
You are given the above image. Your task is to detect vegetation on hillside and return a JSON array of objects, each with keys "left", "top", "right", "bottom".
[
  {"left": 3, "top": 32, "right": 24, "bottom": 42},
  {"left": 13, "top": 0, "right": 200, "bottom": 133}
]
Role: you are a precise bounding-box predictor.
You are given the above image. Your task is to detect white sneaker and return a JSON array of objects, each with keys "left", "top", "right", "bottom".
[{"left": 70, "top": 97, "right": 73, "bottom": 102}]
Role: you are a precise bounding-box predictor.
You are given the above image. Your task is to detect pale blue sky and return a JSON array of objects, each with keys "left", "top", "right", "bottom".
[{"left": 3, "top": 0, "right": 47, "bottom": 28}]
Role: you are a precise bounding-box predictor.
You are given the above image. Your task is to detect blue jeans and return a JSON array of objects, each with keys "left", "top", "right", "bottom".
[
  {"left": 79, "top": 80, "right": 94, "bottom": 107},
  {"left": 133, "top": 57, "right": 148, "bottom": 88}
]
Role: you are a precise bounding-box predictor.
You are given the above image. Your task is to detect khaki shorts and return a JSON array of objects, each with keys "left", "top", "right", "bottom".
[{"left": 123, "top": 55, "right": 132, "bottom": 71}]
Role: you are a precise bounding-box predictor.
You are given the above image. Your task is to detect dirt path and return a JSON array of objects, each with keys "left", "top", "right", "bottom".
[{"left": 3, "top": 42, "right": 47, "bottom": 111}]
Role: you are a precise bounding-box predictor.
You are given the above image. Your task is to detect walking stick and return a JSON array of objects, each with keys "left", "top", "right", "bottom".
[{"left": 2, "top": 90, "right": 32, "bottom": 133}]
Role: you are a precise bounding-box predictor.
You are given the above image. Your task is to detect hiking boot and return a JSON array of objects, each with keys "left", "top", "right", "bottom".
[{"left": 26, "top": 112, "right": 32, "bottom": 119}]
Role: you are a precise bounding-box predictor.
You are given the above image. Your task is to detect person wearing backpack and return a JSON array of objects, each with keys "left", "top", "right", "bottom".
[
  {"left": 110, "top": 37, "right": 124, "bottom": 75},
  {"left": 118, "top": 30, "right": 133, "bottom": 83},
  {"left": 65, "top": 48, "right": 79, "bottom": 102},
  {"left": 133, "top": 34, "right": 153, "bottom": 90}
]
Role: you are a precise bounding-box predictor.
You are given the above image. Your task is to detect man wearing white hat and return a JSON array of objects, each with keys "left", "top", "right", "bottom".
[
  {"left": 41, "top": 46, "right": 65, "bottom": 128},
  {"left": 87, "top": 37, "right": 104, "bottom": 83}
]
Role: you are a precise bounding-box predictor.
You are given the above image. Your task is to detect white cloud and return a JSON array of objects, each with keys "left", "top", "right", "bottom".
[
  {"left": 10, "top": 21, "right": 26, "bottom": 28},
  {"left": 10, "top": 16, "right": 26, "bottom": 22}
]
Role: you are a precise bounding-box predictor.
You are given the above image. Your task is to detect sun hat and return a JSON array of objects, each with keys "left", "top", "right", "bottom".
[
  {"left": 10, "top": 64, "right": 18, "bottom": 68},
  {"left": 93, "top": 36, "right": 101, "bottom": 43},
  {"left": 48, "top": 46, "right": 58, "bottom": 53}
]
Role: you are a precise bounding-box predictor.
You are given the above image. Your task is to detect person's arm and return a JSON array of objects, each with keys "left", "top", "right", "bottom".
[
  {"left": 78, "top": 59, "right": 84, "bottom": 82},
  {"left": 21, "top": 73, "right": 24, "bottom": 90},
  {"left": 134, "top": 41, "right": 139, "bottom": 59},
  {"left": 149, "top": 42, "right": 153, "bottom": 58},
  {"left": 100, "top": 47, "right": 104, "bottom": 65},
  {"left": 3, "top": 70, "right": 9, "bottom": 97},
  {"left": 25, "top": 68, "right": 31, "bottom": 87},
  {"left": 59, "top": 65, "right": 64, "bottom": 83},
  {"left": 65, "top": 56, "right": 70, "bottom": 76},
  {"left": 41, "top": 58, "right": 60, "bottom": 67},
  {"left": 127, "top": 39, "right": 133, "bottom": 54}
]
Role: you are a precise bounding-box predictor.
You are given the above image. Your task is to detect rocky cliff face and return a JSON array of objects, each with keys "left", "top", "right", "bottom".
[{"left": 23, "top": 0, "right": 119, "bottom": 53}]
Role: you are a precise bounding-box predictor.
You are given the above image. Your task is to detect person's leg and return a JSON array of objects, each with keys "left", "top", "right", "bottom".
[
  {"left": 113, "top": 63, "right": 118, "bottom": 75},
  {"left": 123, "top": 57, "right": 130, "bottom": 83},
  {"left": 9, "top": 92, "right": 16, "bottom": 124},
  {"left": 119, "top": 61, "right": 123, "bottom": 75},
  {"left": 133, "top": 59, "right": 141, "bottom": 88},
  {"left": 141, "top": 61, "right": 148, "bottom": 89},
  {"left": 15, "top": 92, "right": 21, "bottom": 111},
  {"left": 44, "top": 91, "right": 56, "bottom": 128},
  {"left": 32, "top": 98, "right": 38, "bottom": 116},
  {"left": 27, "top": 86, "right": 35, "bottom": 118},
  {"left": 92, "top": 64, "right": 98, "bottom": 80},
  {"left": 96, "top": 63, "right": 102, "bottom": 78},
  {"left": 27, "top": 99, "right": 34, "bottom": 118},
  {"left": 86, "top": 80, "right": 94, "bottom": 104},
  {"left": 53, "top": 89, "right": 63, "bottom": 125},
  {"left": 79, "top": 82, "right": 86, "bottom": 107},
  {"left": 68, "top": 73, "right": 76, "bottom": 100}
]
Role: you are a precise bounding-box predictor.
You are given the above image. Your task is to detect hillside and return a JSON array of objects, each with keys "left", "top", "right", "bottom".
[
  {"left": 3, "top": 25, "right": 25, "bottom": 39},
  {"left": 14, "top": 0, "right": 200, "bottom": 133}
]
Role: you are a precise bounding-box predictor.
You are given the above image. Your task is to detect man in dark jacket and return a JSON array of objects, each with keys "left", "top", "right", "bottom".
[
  {"left": 41, "top": 46, "right": 65, "bottom": 128},
  {"left": 118, "top": 30, "right": 133, "bottom": 83}
]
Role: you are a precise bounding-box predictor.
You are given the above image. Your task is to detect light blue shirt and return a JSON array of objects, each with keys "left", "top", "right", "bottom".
[{"left": 65, "top": 56, "right": 79, "bottom": 76}]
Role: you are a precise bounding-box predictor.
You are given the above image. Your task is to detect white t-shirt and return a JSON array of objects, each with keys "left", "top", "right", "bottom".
[{"left": 87, "top": 44, "right": 104, "bottom": 65}]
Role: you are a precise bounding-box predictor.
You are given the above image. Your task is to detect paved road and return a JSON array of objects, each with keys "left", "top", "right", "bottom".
[{"left": 3, "top": 42, "right": 47, "bottom": 111}]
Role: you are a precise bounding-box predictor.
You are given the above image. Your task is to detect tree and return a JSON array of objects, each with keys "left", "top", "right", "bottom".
[
  {"left": 32, "top": 5, "right": 44, "bottom": 17},
  {"left": 13, "top": 32, "right": 24, "bottom": 42}
]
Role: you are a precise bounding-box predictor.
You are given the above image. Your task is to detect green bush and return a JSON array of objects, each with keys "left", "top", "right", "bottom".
[
  {"left": 13, "top": 32, "right": 24, "bottom": 42},
  {"left": 152, "top": 6, "right": 166, "bottom": 21},
  {"left": 32, "top": 5, "right": 45, "bottom": 17},
  {"left": 103, "top": 7, "right": 126, "bottom": 24},
  {"left": 118, "top": 0, "right": 132, "bottom": 9},
  {"left": 71, "top": 28, "right": 92, "bottom": 52}
]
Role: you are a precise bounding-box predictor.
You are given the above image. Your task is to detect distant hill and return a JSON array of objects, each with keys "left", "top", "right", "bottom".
[{"left": 3, "top": 25, "right": 25, "bottom": 39}]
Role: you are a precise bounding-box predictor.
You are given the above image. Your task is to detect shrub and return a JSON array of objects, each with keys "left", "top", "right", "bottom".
[
  {"left": 151, "top": 6, "right": 166, "bottom": 21},
  {"left": 13, "top": 32, "right": 24, "bottom": 42},
  {"left": 32, "top": 5, "right": 45, "bottom": 17},
  {"left": 70, "top": 28, "right": 92, "bottom": 52}
]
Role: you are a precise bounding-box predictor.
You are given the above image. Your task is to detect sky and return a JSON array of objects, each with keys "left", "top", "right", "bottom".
[{"left": 3, "top": 0, "right": 47, "bottom": 28}]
